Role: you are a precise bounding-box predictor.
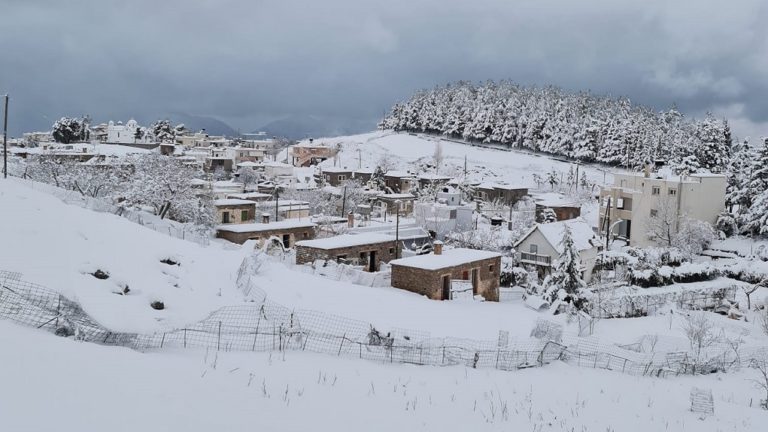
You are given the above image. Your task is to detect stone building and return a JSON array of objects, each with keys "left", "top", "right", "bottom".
[
  {"left": 535, "top": 201, "right": 581, "bottom": 222},
  {"left": 213, "top": 199, "right": 256, "bottom": 224},
  {"left": 389, "top": 242, "right": 502, "bottom": 301},
  {"left": 295, "top": 233, "right": 397, "bottom": 272},
  {"left": 384, "top": 171, "right": 417, "bottom": 193},
  {"left": 320, "top": 167, "right": 354, "bottom": 187},
  {"left": 475, "top": 183, "right": 529, "bottom": 206},
  {"left": 216, "top": 217, "right": 316, "bottom": 247}
]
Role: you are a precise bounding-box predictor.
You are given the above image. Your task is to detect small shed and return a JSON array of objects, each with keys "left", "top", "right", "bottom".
[
  {"left": 216, "top": 218, "right": 316, "bottom": 247},
  {"left": 295, "top": 233, "right": 397, "bottom": 272},
  {"left": 213, "top": 199, "right": 257, "bottom": 224},
  {"left": 390, "top": 243, "right": 502, "bottom": 301}
]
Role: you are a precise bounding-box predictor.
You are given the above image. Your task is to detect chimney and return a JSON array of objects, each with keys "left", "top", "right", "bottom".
[
  {"left": 261, "top": 212, "right": 270, "bottom": 224},
  {"left": 643, "top": 161, "right": 651, "bottom": 178},
  {"left": 309, "top": 138, "right": 314, "bottom": 144},
  {"left": 347, "top": 211, "right": 355, "bottom": 228},
  {"left": 433, "top": 240, "right": 443, "bottom": 255}
]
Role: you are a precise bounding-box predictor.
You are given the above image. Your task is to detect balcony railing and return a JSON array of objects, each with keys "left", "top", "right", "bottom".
[{"left": 519, "top": 252, "right": 551, "bottom": 266}]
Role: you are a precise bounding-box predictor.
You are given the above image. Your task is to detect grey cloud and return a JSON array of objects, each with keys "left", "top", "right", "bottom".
[{"left": 1, "top": 0, "right": 767, "bottom": 139}]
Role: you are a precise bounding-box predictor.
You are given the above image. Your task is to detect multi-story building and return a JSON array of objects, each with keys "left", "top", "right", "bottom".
[{"left": 599, "top": 169, "right": 726, "bottom": 247}]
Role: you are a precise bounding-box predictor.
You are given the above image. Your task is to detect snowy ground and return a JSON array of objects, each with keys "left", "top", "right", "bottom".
[{"left": 2, "top": 320, "right": 767, "bottom": 432}]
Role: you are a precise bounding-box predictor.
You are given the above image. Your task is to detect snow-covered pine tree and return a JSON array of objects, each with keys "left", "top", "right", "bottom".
[
  {"left": 542, "top": 224, "right": 587, "bottom": 307},
  {"left": 742, "top": 139, "right": 768, "bottom": 236}
]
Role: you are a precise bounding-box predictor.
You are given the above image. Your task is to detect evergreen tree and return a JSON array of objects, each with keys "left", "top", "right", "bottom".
[
  {"left": 543, "top": 225, "right": 587, "bottom": 307},
  {"left": 742, "top": 139, "right": 768, "bottom": 235}
]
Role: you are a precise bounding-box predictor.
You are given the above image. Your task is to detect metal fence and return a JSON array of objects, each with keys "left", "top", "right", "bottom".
[{"left": 3, "top": 259, "right": 767, "bottom": 378}]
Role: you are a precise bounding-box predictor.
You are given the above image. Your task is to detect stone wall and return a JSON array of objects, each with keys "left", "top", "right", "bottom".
[
  {"left": 296, "top": 241, "right": 398, "bottom": 271},
  {"left": 391, "top": 256, "right": 501, "bottom": 301},
  {"left": 217, "top": 226, "right": 315, "bottom": 246}
]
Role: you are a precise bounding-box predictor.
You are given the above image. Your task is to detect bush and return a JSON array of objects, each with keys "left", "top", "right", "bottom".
[
  {"left": 716, "top": 212, "right": 737, "bottom": 238},
  {"left": 150, "top": 301, "right": 165, "bottom": 310}
]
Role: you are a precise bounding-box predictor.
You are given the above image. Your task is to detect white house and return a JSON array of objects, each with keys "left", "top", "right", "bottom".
[
  {"left": 106, "top": 120, "right": 153, "bottom": 144},
  {"left": 599, "top": 168, "right": 726, "bottom": 247},
  {"left": 513, "top": 218, "right": 602, "bottom": 283},
  {"left": 413, "top": 187, "right": 473, "bottom": 239}
]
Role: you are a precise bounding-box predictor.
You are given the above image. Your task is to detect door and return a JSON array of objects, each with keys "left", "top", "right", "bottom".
[
  {"left": 442, "top": 275, "right": 451, "bottom": 300},
  {"left": 368, "top": 251, "right": 377, "bottom": 272},
  {"left": 222, "top": 211, "right": 230, "bottom": 223},
  {"left": 471, "top": 268, "right": 479, "bottom": 294},
  {"left": 282, "top": 234, "right": 290, "bottom": 248}
]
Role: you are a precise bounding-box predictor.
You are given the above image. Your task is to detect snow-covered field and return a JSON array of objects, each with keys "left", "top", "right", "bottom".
[{"left": 2, "top": 320, "right": 767, "bottom": 432}]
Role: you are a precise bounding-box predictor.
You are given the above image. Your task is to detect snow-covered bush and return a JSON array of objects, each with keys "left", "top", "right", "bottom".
[
  {"left": 671, "top": 262, "right": 720, "bottom": 284},
  {"left": 674, "top": 218, "right": 716, "bottom": 256},
  {"left": 716, "top": 212, "right": 737, "bottom": 238},
  {"left": 499, "top": 257, "right": 529, "bottom": 288},
  {"left": 542, "top": 225, "right": 588, "bottom": 309}
]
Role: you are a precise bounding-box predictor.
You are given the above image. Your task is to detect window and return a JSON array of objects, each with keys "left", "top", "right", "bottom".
[
  {"left": 303, "top": 232, "right": 309, "bottom": 238},
  {"left": 359, "top": 251, "right": 367, "bottom": 260},
  {"left": 650, "top": 209, "right": 658, "bottom": 217},
  {"left": 339, "top": 175, "right": 347, "bottom": 181},
  {"left": 222, "top": 211, "right": 230, "bottom": 223},
  {"left": 668, "top": 188, "right": 677, "bottom": 196},
  {"left": 529, "top": 244, "right": 538, "bottom": 254},
  {"left": 489, "top": 264, "right": 495, "bottom": 273},
  {"left": 241, "top": 210, "right": 249, "bottom": 221},
  {"left": 389, "top": 247, "right": 395, "bottom": 254},
  {"left": 651, "top": 186, "right": 660, "bottom": 195},
  {"left": 336, "top": 254, "right": 347, "bottom": 263}
]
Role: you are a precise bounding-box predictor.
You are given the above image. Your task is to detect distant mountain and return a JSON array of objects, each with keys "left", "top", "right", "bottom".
[
  {"left": 164, "top": 113, "right": 239, "bottom": 137},
  {"left": 255, "top": 115, "right": 375, "bottom": 140}
]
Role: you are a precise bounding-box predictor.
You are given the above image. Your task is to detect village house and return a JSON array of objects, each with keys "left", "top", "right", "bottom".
[
  {"left": 513, "top": 218, "right": 602, "bottom": 283},
  {"left": 417, "top": 174, "right": 452, "bottom": 190},
  {"left": 599, "top": 168, "right": 726, "bottom": 247},
  {"left": 216, "top": 216, "right": 316, "bottom": 247},
  {"left": 376, "top": 193, "right": 416, "bottom": 217},
  {"left": 352, "top": 168, "right": 375, "bottom": 185},
  {"left": 384, "top": 171, "right": 417, "bottom": 193},
  {"left": 475, "top": 182, "right": 529, "bottom": 206},
  {"left": 213, "top": 199, "right": 257, "bottom": 224},
  {"left": 319, "top": 167, "right": 354, "bottom": 187},
  {"left": 206, "top": 157, "right": 234, "bottom": 173},
  {"left": 289, "top": 139, "right": 339, "bottom": 167},
  {"left": 390, "top": 242, "right": 502, "bottom": 301},
  {"left": 231, "top": 147, "right": 266, "bottom": 164},
  {"left": 535, "top": 200, "right": 581, "bottom": 222},
  {"left": 106, "top": 119, "right": 154, "bottom": 146},
  {"left": 413, "top": 187, "right": 474, "bottom": 239},
  {"left": 295, "top": 233, "right": 397, "bottom": 271},
  {"left": 257, "top": 199, "right": 311, "bottom": 220}
]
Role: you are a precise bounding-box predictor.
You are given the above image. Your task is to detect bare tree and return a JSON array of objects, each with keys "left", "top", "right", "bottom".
[
  {"left": 433, "top": 141, "right": 443, "bottom": 174},
  {"left": 749, "top": 358, "right": 768, "bottom": 410},
  {"left": 681, "top": 312, "right": 719, "bottom": 374},
  {"left": 760, "top": 309, "right": 768, "bottom": 337},
  {"left": 645, "top": 197, "right": 678, "bottom": 247}
]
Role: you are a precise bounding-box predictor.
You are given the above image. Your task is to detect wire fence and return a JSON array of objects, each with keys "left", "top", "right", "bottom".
[
  {"left": 9, "top": 177, "right": 210, "bottom": 246},
  {"left": 3, "top": 258, "right": 768, "bottom": 378}
]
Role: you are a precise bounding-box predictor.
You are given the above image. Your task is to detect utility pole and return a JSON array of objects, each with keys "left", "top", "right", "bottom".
[
  {"left": 274, "top": 188, "right": 279, "bottom": 222},
  {"left": 604, "top": 196, "right": 612, "bottom": 250},
  {"left": 2, "top": 94, "right": 8, "bottom": 179},
  {"left": 340, "top": 186, "right": 347, "bottom": 217},
  {"left": 357, "top": 149, "right": 362, "bottom": 170},
  {"left": 394, "top": 200, "right": 401, "bottom": 259}
]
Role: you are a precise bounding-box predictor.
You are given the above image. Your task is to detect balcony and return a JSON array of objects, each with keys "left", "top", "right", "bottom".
[{"left": 519, "top": 252, "right": 551, "bottom": 266}]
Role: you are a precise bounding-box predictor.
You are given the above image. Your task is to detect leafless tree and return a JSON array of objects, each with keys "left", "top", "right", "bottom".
[
  {"left": 645, "top": 197, "right": 678, "bottom": 247},
  {"left": 433, "top": 141, "right": 444, "bottom": 174},
  {"left": 681, "top": 312, "right": 719, "bottom": 373},
  {"left": 749, "top": 357, "right": 768, "bottom": 410}
]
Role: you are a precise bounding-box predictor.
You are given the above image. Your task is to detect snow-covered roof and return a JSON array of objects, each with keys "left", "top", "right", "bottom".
[
  {"left": 418, "top": 173, "right": 452, "bottom": 181},
  {"left": 390, "top": 248, "right": 501, "bottom": 270},
  {"left": 321, "top": 166, "right": 353, "bottom": 173},
  {"left": 213, "top": 199, "right": 257, "bottom": 207},
  {"left": 477, "top": 182, "right": 528, "bottom": 190},
  {"left": 515, "top": 218, "right": 598, "bottom": 253},
  {"left": 377, "top": 193, "right": 415, "bottom": 200},
  {"left": 226, "top": 192, "right": 272, "bottom": 200},
  {"left": 296, "top": 233, "right": 395, "bottom": 250},
  {"left": 384, "top": 170, "right": 416, "bottom": 178},
  {"left": 216, "top": 220, "right": 316, "bottom": 233},
  {"left": 237, "top": 161, "right": 261, "bottom": 167}
]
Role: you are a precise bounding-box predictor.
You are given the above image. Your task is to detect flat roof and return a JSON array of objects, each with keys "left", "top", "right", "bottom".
[
  {"left": 390, "top": 248, "right": 501, "bottom": 270},
  {"left": 217, "top": 220, "right": 316, "bottom": 233},
  {"left": 213, "top": 199, "right": 256, "bottom": 206},
  {"left": 296, "top": 233, "right": 395, "bottom": 250}
]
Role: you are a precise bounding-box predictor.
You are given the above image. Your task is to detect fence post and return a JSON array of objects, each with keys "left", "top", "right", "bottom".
[
  {"left": 217, "top": 321, "right": 222, "bottom": 351},
  {"left": 56, "top": 295, "right": 61, "bottom": 327},
  {"left": 442, "top": 346, "right": 446, "bottom": 365},
  {"left": 183, "top": 328, "right": 187, "bottom": 348},
  {"left": 359, "top": 342, "right": 362, "bottom": 358},
  {"left": 272, "top": 324, "right": 276, "bottom": 350},
  {"left": 160, "top": 332, "right": 166, "bottom": 348},
  {"left": 279, "top": 324, "right": 283, "bottom": 351},
  {"left": 338, "top": 333, "right": 346, "bottom": 356}
]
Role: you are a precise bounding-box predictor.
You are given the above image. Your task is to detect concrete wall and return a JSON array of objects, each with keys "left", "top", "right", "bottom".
[
  {"left": 390, "top": 256, "right": 501, "bottom": 301},
  {"left": 216, "top": 205, "right": 256, "bottom": 224}
]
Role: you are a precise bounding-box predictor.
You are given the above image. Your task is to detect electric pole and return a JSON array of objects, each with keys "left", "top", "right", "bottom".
[{"left": 2, "top": 94, "right": 8, "bottom": 179}]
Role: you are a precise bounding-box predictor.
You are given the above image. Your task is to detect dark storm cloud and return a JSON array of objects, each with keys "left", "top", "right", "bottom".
[{"left": 1, "top": 0, "right": 767, "bottom": 138}]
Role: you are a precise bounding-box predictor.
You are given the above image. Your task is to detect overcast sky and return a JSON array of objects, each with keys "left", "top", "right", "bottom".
[{"left": 2, "top": 0, "right": 767, "bottom": 140}]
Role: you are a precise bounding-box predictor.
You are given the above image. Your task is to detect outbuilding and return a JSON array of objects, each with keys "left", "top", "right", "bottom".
[
  {"left": 389, "top": 242, "right": 502, "bottom": 301},
  {"left": 295, "top": 233, "right": 397, "bottom": 272},
  {"left": 216, "top": 217, "right": 316, "bottom": 247}
]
